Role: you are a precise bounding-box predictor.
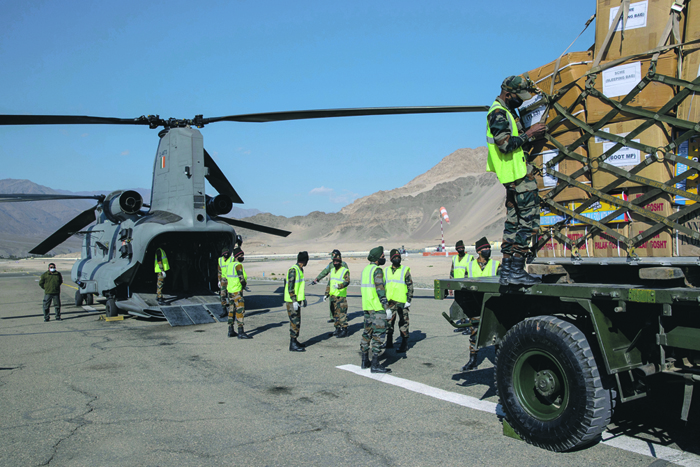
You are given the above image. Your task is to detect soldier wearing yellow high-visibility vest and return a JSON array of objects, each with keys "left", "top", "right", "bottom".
[
  {"left": 285, "top": 251, "right": 309, "bottom": 352},
  {"left": 462, "top": 237, "right": 501, "bottom": 371},
  {"left": 449, "top": 240, "right": 473, "bottom": 279},
  {"left": 154, "top": 247, "right": 170, "bottom": 305},
  {"left": 324, "top": 254, "right": 350, "bottom": 338},
  {"left": 226, "top": 247, "right": 252, "bottom": 339},
  {"left": 383, "top": 248, "right": 414, "bottom": 353},
  {"left": 217, "top": 247, "right": 233, "bottom": 318},
  {"left": 487, "top": 75, "right": 546, "bottom": 286},
  {"left": 360, "top": 246, "right": 391, "bottom": 374}
]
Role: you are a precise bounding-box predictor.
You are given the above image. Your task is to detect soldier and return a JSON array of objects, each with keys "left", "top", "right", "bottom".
[
  {"left": 449, "top": 240, "right": 473, "bottom": 330},
  {"left": 384, "top": 248, "right": 413, "bottom": 353},
  {"left": 360, "top": 246, "right": 391, "bottom": 373},
  {"left": 39, "top": 263, "right": 63, "bottom": 321},
  {"left": 486, "top": 75, "right": 546, "bottom": 285},
  {"left": 324, "top": 254, "right": 350, "bottom": 338},
  {"left": 217, "top": 247, "right": 233, "bottom": 318},
  {"left": 462, "top": 237, "right": 501, "bottom": 371},
  {"left": 311, "top": 249, "right": 349, "bottom": 323},
  {"left": 226, "top": 247, "right": 251, "bottom": 339},
  {"left": 285, "top": 251, "right": 309, "bottom": 352},
  {"left": 154, "top": 247, "right": 169, "bottom": 305}
]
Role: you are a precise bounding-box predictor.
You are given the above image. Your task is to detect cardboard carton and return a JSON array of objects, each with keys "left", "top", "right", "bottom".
[
  {"left": 594, "top": 0, "right": 686, "bottom": 61},
  {"left": 628, "top": 187, "right": 673, "bottom": 256},
  {"left": 676, "top": 210, "right": 700, "bottom": 256},
  {"left": 588, "top": 119, "right": 674, "bottom": 189},
  {"left": 520, "top": 51, "right": 592, "bottom": 135},
  {"left": 678, "top": 1, "right": 700, "bottom": 123},
  {"left": 673, "top": 137, "right": 700, "bottom": 205},
  {"left": 529, "top": 130, "right": 591, "bottom": 202},
  {"left": 592, "top": 223, "right": 630, "bottom": 257},
  {"left": 587, "top": 51, "right": 678, "bottom": 125}
]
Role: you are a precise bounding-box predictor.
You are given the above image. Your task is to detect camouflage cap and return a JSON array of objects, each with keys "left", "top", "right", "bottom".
[{"left": 501, "top": 75, "right": 533, "bottom": 101}]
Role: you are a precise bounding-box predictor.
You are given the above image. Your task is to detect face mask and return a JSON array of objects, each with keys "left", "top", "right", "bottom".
[
  {"left": 480, "top": 250, "right": 491, "bottom": 260},
  {"left": 506, "top": 95, "right": 523, "bottom": 110},
  {"left": 333, "top": 261, "right": 341, "bottom": 268},
  {"left": 223, "top": 253, "right": 230, "bottom": 259},
  {"left": 391, "top": 258, "right": 401, "bottom": 267},
  {"left": 377, "top": 257, "right": 386, "bottom": 266},
  {"left": 49, "top": 268, "right": 56, "bottom": 272},
  {"left": 238, "top": 256, "right": 244, "bottom": 262},
  {"left": 456, "top": 248, "right": 465, "bottom": 256}
]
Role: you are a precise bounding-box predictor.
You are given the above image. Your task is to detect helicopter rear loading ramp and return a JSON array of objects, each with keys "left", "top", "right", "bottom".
[{"left": 119, "top": 291, "right": 228, "bottom": 326}]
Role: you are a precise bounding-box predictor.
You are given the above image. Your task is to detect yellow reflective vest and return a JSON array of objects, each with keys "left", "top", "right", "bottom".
[
  {"left": 361, "top": 264, "right": 383, "bottom": 311},
  {"left": 468, "top": 259, "right": 500, "bottom": 278},
  {"left": 385, "top": 265, "right": 409, "bottom": 303},
  {"left": 452, "top": 254, "right": 473, "bottom": 279},
  {"left": 486, "top": 100, "right": 527, "bottom": 184},
  {"left": 226, "top": 261, "right": 247, "bottom": 293},
  {"left": 284, "top": 265, "right": 305, "bottom": 302},
  {"left": 329, "top": 266, "right": 349, "bottom": 298},
  {"left": 218, "top": 255, "right": 233, "bottom": 279},
  {"left": 154, "top": 248, "right": 170, "bottom": 273}
]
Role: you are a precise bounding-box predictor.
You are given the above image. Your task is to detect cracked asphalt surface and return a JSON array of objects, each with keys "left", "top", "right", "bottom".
[{"left": 0, "top": 273, "right": 697, "bottom": 466}]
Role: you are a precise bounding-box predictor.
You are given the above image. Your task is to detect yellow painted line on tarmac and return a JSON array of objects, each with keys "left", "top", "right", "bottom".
[{"left": 26, "top": 272, "right": 78, "bottom": 290}]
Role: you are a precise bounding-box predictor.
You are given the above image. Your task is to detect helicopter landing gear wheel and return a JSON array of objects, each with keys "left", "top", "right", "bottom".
[
  {"left": 85, "top": 293, "right": 94, "bottom": 306},
  {"left": 74, "top": 290, "right": 84, "bottom": 307},
  {"left": 495, "top": 316, "right": 612, "bottom": 452},
  {"left": 105, "top": 297, "right": 118, "bottom": 318}
]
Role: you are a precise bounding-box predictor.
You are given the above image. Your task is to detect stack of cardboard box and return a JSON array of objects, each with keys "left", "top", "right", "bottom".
[{"left": 533, "top": 0, "right": 699, "bottom": 258}]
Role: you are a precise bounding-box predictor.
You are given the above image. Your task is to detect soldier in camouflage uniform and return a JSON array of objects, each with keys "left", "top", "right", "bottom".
[
  {"left": 285, "top": 251, "right": 309, "bottom": 352},
  {"left": 154, "top": 247, "right": 169, "bottom": 305},
  {"left": 383, "top": 248, "right": 413, "bottom": 353},
  {"left": 324, "top": 254, "right": 350, "bottom": 338},
  {"left": 360, "top": 246, "right": 391, "bottom": 373},
  {"left": 486, "top": 75, "right": 546, "bottom": 286},
  {"left": 311, "top": 249, "right": 349, "bottom": 323},
  {"left": 217, "top": 247, "right": 232, "bottom": 318},
  {"left": 227, "top": 247, "right": 252, "bottom": 339}
]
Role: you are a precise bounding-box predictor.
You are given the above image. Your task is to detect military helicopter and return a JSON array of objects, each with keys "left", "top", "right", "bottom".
[{"left": 0, "top": 106, "right": 487, "bottom": 324}]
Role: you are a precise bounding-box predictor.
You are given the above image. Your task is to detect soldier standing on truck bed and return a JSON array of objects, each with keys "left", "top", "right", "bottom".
[{"left": 486, "top": 75, "right": 546, "bottom": 286}]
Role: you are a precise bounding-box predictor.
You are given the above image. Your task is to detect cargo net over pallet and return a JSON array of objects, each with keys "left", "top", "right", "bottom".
[{"left": 522, "top": 0, "right": 700, "bottom": 263}]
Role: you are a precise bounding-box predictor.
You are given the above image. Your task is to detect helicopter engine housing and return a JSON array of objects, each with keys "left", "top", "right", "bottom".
[
  {"left": 104, "top": 190, "right": 143, "bottom": 222},
  {"left": 206, "top": 194, "right": 233, "bottom": 217}
]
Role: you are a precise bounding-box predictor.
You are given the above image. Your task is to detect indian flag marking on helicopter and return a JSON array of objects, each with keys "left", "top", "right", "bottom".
[{"left": 161, "top": 156, "right": 166, "bottom": 168}]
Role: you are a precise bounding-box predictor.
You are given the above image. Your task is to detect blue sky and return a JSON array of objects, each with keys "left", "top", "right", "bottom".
[{"left": 0, "top": 1, "right": 596, "bottom": 217}]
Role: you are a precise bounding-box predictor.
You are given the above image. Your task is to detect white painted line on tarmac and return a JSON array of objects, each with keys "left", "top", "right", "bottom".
[{"left": 337, "top": 364, "right": 700, "bottom": 466}]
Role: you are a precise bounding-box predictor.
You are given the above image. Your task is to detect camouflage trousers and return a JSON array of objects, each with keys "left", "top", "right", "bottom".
[
  {"left": 227, "top": 292, "right": 245, "bottom": 326},
  {"left": 387, "top": 301, "right": 409, "bottom": 337},
  {"left": 360, "top": 310, "right": 387, "bottom": 356},
  {"left": 286, "top": 302, "right": 302, "bottom": 338},
  {"left": 156, "top": 272, "right": 165, "bottom": 299},
  {"left": 330, "top": 296, "right": 348, "bottom": 329},
  {"left": 502, "top": 178, "right": 540, "bottom": 256},
  {"left": 220, "top": 280, "right": 229, "bottom": 308}
]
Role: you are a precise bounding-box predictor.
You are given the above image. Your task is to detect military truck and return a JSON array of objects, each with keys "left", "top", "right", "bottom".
[{"left": 434, "top": 0, "right": 700, "bottom": 452}]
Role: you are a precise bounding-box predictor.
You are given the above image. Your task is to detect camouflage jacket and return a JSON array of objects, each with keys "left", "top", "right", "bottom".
[
  {"left": 315, "top": 260, "right": 349, "bottom": 282},
  {"left": 374, "top": 266, "right": 388, "bottom": 307}
]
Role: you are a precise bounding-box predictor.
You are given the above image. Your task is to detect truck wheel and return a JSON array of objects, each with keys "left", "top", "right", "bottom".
[
  {"left": 74, "top": 290, "right": 84, "bottom": 307},
  {"left": 85, "top": 293, "right": 94, "bottom": 306},
  {"left": 105, "top": 298, "right": 118, "bottom": 317},
  {"left": 495, "top": 316, "right": 611, "bottom": 452}
]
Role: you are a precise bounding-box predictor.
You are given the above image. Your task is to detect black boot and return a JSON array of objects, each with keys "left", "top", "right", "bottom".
[
  {"left": 461, "top": 352, "right": 479, "bottom": 371},
  {"left": 294, "top": 338, "right": 306, "bottom": 348},
  {"left": 361, "top": 352, "right": 370, "bottom": 369},
  {"left": 398, "top": 335, "right": 408, "bottom": 353},
  {"left": 157, "top": 298, "right": 166, "bottom": 306},
  {"left": 290, "top": 338, "right": 305, "bottom": 352},
  {"left": 509, "top": 256, "right": 541, "bottom": 286},
  {"left": 228, "top": 325, "right": 237, "bottom": 338},
  {"left": 381, "top": 331, "right": 393, "bottom": 349},
  {"left": 330, "top": 327, "right": 340, "bottom": 337},
  {"left": 337, "top": 327, "right": 348, "bottom": 338},
  {"left": 370, "top": 355, "right": 391, "bottom": 374},
  {"left": 499, "top": 257, "right": 512, "bottom": 286},
  {"left": 219, "top": 307, "right": 228, "bottom": 319},
  {"left": 237, "top": 326, "right": 252, "bottom": 339}
]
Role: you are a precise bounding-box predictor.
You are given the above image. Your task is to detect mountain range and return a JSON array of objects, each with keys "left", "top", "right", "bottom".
[{"left": 0, "top": 146, "right": 505, "bottom": 256}]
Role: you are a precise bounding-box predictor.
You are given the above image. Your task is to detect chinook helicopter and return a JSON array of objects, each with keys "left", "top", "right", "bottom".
[{"left": 0, "top": 106, "right": 486, "bottom": 324}]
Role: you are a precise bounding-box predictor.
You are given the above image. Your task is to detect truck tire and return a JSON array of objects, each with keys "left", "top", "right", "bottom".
[
  {"left": 85, "top": 293, "right": 94, "bottom": 306},
  {"left": 74, "top": 290, "right": 83, "bottom": 307},
  {"left": 495, "top": 316, "right": 611, "bottom": 452},
  {"left": 105, "top": 298, "right": 118, "bottom": 318}
]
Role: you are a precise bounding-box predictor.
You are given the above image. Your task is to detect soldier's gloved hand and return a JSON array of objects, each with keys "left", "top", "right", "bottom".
[
  {"left": 293, "top": 301, "right": 300, "bottom": 311},
  {"left": 323, "top": 295, "right": 329, "bottom": 302},
  {"left": 302, "top": 299, "right": 307, "bottom": 308},
  {"left": 333, "top": 284, "right": 342, "bottom": 289},
  {"left": 310, "top": 280, "right": 317, "bottom": 286},
  {"left": 161, "top": 271, "right": 167, "bottom": 278},
  {"left": 404, "top": 301, "right": 411, "bottom": 309},
  {"left": 385, "top": 308, "right": 392, "bottom": 320},
  {"left": 218, "top": 281, "right": 221, "bottom": 288},
  {"left": 245, "top": 287, "right": 251, "bottom": 292}
]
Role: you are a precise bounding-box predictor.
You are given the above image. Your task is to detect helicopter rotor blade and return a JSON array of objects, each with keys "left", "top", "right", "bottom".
[
  {"left": 0, "top": 193, "right": 103, "bottom": 203},
  {"left": 29, "top": 205, "right": 97, "bottom": 255},
  {"left": 0, "top": 115, "right": 153, "bottom": 126},
  {"left": 215, "top": 217, "right": 291, "bottom": 238},
  {"left": 203, "top": 105, "right": 490, "bottom": 124},
  {"left": 203, "top": 149, "right": 244, "bottom": 204}
]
